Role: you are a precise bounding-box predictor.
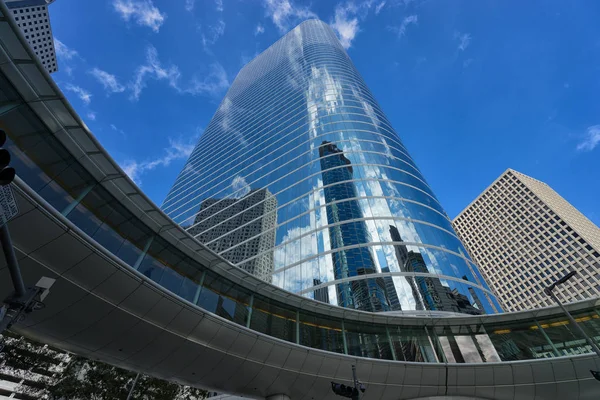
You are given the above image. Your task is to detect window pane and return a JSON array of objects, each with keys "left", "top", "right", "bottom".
[
  {"left": 250, "top": 296, "right": 296, "bottom": 343},
  {"left": 484, "top": 320, "right": 551, "bottom": 360},
  {"left": 299, "top": 312, "right": 344, "bottom": 353},
  {"left": 345, "top": 321, "right": 393, "bottom": 360},
  {"left": 138, "top": 255, "right": 166, "bottom": 284}
]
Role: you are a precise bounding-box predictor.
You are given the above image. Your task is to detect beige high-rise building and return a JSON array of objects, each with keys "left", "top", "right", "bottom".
[{"left": 453, "top": 169, "right": 600, "bottom": 312}]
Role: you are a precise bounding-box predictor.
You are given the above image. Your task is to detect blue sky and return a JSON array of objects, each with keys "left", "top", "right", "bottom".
[{"left": 49, "top": 0, "right": 600, "bottom": 224}]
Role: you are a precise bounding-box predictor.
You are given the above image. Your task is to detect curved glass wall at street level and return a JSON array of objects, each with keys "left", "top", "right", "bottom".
[
  {"left": 160, "top": 19, "right": 501, "bottom": 314},
  {"left": 2, "top": 66, "right": 600, "bottom": 365}
]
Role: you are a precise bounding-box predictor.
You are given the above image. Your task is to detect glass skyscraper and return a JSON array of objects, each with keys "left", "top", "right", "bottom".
[{"left": 162, "top": 19, "right": 501, "bottom": 314}]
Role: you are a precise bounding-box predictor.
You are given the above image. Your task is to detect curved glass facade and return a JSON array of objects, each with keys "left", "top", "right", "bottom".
[{"left": 162, "top": 19, "right": 500, "bottom": 314}]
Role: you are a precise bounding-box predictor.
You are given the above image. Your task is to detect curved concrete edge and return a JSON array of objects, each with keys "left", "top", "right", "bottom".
[{"left": 0, "top": 180, "right": 597, "bottom": 400}]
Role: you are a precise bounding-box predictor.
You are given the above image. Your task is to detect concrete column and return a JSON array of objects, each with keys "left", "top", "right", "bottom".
[{"left": 266, "top": 395, "right": 291, "bottom": 400}]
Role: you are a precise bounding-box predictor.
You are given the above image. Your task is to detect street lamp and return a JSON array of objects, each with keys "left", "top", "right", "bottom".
[{"left": 544, "top": 270, "right": 600, "bottom": 381}]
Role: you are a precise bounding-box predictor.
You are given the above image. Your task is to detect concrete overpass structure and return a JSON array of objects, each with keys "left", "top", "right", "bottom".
[{"left": 1, "top": 2, "right": 600, "bottom": 399}]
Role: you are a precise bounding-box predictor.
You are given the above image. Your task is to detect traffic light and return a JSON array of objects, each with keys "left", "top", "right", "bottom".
[
  {"left": 331, "top": 382, "right": 359, "bottom": 399},
  {"left": 0, "top": 130, "right": 15, "bottom": 186}
]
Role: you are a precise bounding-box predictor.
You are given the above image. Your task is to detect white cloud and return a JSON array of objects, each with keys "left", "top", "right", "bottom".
[
  {"left": 263, "top": 0, "right": 316, "bottom": 33},
  {"left": 185, "top": 0, "right": 195, "bottom": 11},
  {"left": 129, "top": 45, "right": 229, "bottom": 100},
  {"left": 89, "top": 68, "right": 126, "bottom": 94},
  {"left": 201, "top": 19, "right": 226, "bottom": 50},
  {"left": 215, "top": 0, "right": 224, "bottom": 12},
  {"left": 218, "top": 97, "right": 248, "bottom": 146},
  {"left": 577, "top": 125, "right": 600, "bottom": 152},
  {"left": 54, "top": 39, "right": 78, "bottom": 60},
  {"left": 375, "top": 1, "right": 386, "bottom": 14},
  {"left": 232, "top": 175, "right": 251, "bottom": 197},
  {"left": 330, "top": 1, "right": 380, "bottom": 49},
  {"left": 110, "top": 123, "right": 126, "bottom": 136},
  {"left": 255, "top": 24, "right": 265, "bottom": 35},
  {"left": 455, "top": 32, "right": 471, "bottom": 51},
  {"left": 186, "top": 63, "right": 230, "bottom": 96},
  {"left": 64, "top": 84, "right": 92, "bottom": 105},
  {"left": 120, "top": 136, "right": 196, "bottom": 185},
  {"left": 130, "top": 45, "right": 181, "bottom": 100},
  {"left": 331, "top": 4, "right": 360, "bottom": 49},
  {"left": 388, "top": 14, "right": 417, "bottom": 37},
  {"left": 87, "top": 111, "right": 97, "bottom": 121},
  {"left": 112, "top": 0, "right": 166, "bottom": 32}
]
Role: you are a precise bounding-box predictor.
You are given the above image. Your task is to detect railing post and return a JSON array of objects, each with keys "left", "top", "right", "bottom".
[
  {"left": 386, "top": 326, "right": 397, "bottom": 361},
  {"left": 424, "top": 326, "right": 443, "bottom": 363},
  {"left": 61, "top": 183, "right": 96, "bottom": 217},
  {"left": 246, "top": 294, "right": 254, "bottom": 329},
  {"left": 193, "top": 271, "right": 207, "bottom": 305},
  {"left": 342, "top": 320, "right": 348, "bottom": 355},
  {"left": 132, "top": 236, "right": 154, "bottom": 270},
  {"left": 295, "top": 310, "right": 300, "bottom": 345},
  {"left": 535, "top": 320, "right": 561, "bottom": 357}
]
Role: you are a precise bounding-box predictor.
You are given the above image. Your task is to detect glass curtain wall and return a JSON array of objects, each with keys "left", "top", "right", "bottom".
[{"left": 161, "top": 19, "right": 500, "bottom": 314}]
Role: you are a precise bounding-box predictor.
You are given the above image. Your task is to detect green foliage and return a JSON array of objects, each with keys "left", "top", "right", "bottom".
[
  {"left": 1, "top": 333, "right": 208, "bottom": 400},
  {"left": 48, "top": 356, "right": 208, "bottom": 400}
]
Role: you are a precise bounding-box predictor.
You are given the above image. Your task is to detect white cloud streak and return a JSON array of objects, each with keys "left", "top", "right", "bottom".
[
  {"left": 129, "top": 45, "right": 229, "bottom": 100},
  {"left": 331, "top": 3, "right": 360, "bottom": 49},
  {"left": 375, "top": 1, "right": 386, "bottom": 14},
  {"left": 263, "top": 0, "right": 316, "bottom": 33},
  {"left": 90, "top": 68, "right": 126, "bottom": 94},
  {"left": 388, "top": 14, "right": 417, "bottom": 37},
  {"left": 130, "top": 45, "right": 181, "bottom": 100},
  {"left": 185, "top": 0, "right": 195, "bottom": 12},
  {"left": 215, "top": 0, "right": 224, "bottom": 12},
  {"left": 330, "top": 1, "right": 380, "bottom": 49},
  {"left": 112, "top": 0, "right": 166, "bottom": 32},
  {"left": 110, "top": 124, "right": 126, "bottom": 136},
  {"left": 65, "top": 84, "right": 92, "bottom": 105},
  {"left": 232, "top": 175, "right": 251, "bottom": 197},
  {"left": 201, "top": 19, "right": 226, "bottom": 50},
  {"left": 54, "top": 39, "right": 78, "bottom": 60},
  {"left": 455, "top": 32, "right": 471, "bottom": 51},
  {"left": 255, "top": 24, "right": 265, "bottom": 35},
  {"left": 87, "top": 111, "right": 97, "bottom": 121},
  {"left": 577, "top": 125, "right": 600, "bottom": 152},
  {"left": 186, "top": 63, "right": 230, "bottom": 96},
  {"left": 121, "top": 136, "right": 197, "bottom": 185}
]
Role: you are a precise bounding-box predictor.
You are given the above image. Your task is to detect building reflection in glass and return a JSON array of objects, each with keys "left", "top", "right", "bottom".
[
  {"left": 319, "top": 141, "right": 390, "bottom": 312},
  {"left": 188, "top": 188, "right": 277, "bottom": 283},
  {"left": 389, "top": 225, "right": 483, "bottom": 315},
  {"left": 312, "top": 278, "right": 330, "bottom": 304}
]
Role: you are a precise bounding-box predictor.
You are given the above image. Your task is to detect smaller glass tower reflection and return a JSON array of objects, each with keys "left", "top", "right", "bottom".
[
  {"left": 389, "top": 226, "right": 483, "bottom": 315},
  {"left": 319, "top": 141, "right": 390, "bottom": 312}
]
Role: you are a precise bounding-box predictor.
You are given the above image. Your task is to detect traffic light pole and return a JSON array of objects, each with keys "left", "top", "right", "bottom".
[
  {"left": 331, "top": 365, "right": 364, "bottom": 399},
  {"left": 0, "top": 223, "right": 43, "bottom": 334},
  {"left": 0, "top": 224, "right": 25, "bottom": 298},
  {"left": 351, "top": 365, "right": 359, "bottom": 400},
  {"left": 0, "top": 130, "right": 50, "bottom": 334}
]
